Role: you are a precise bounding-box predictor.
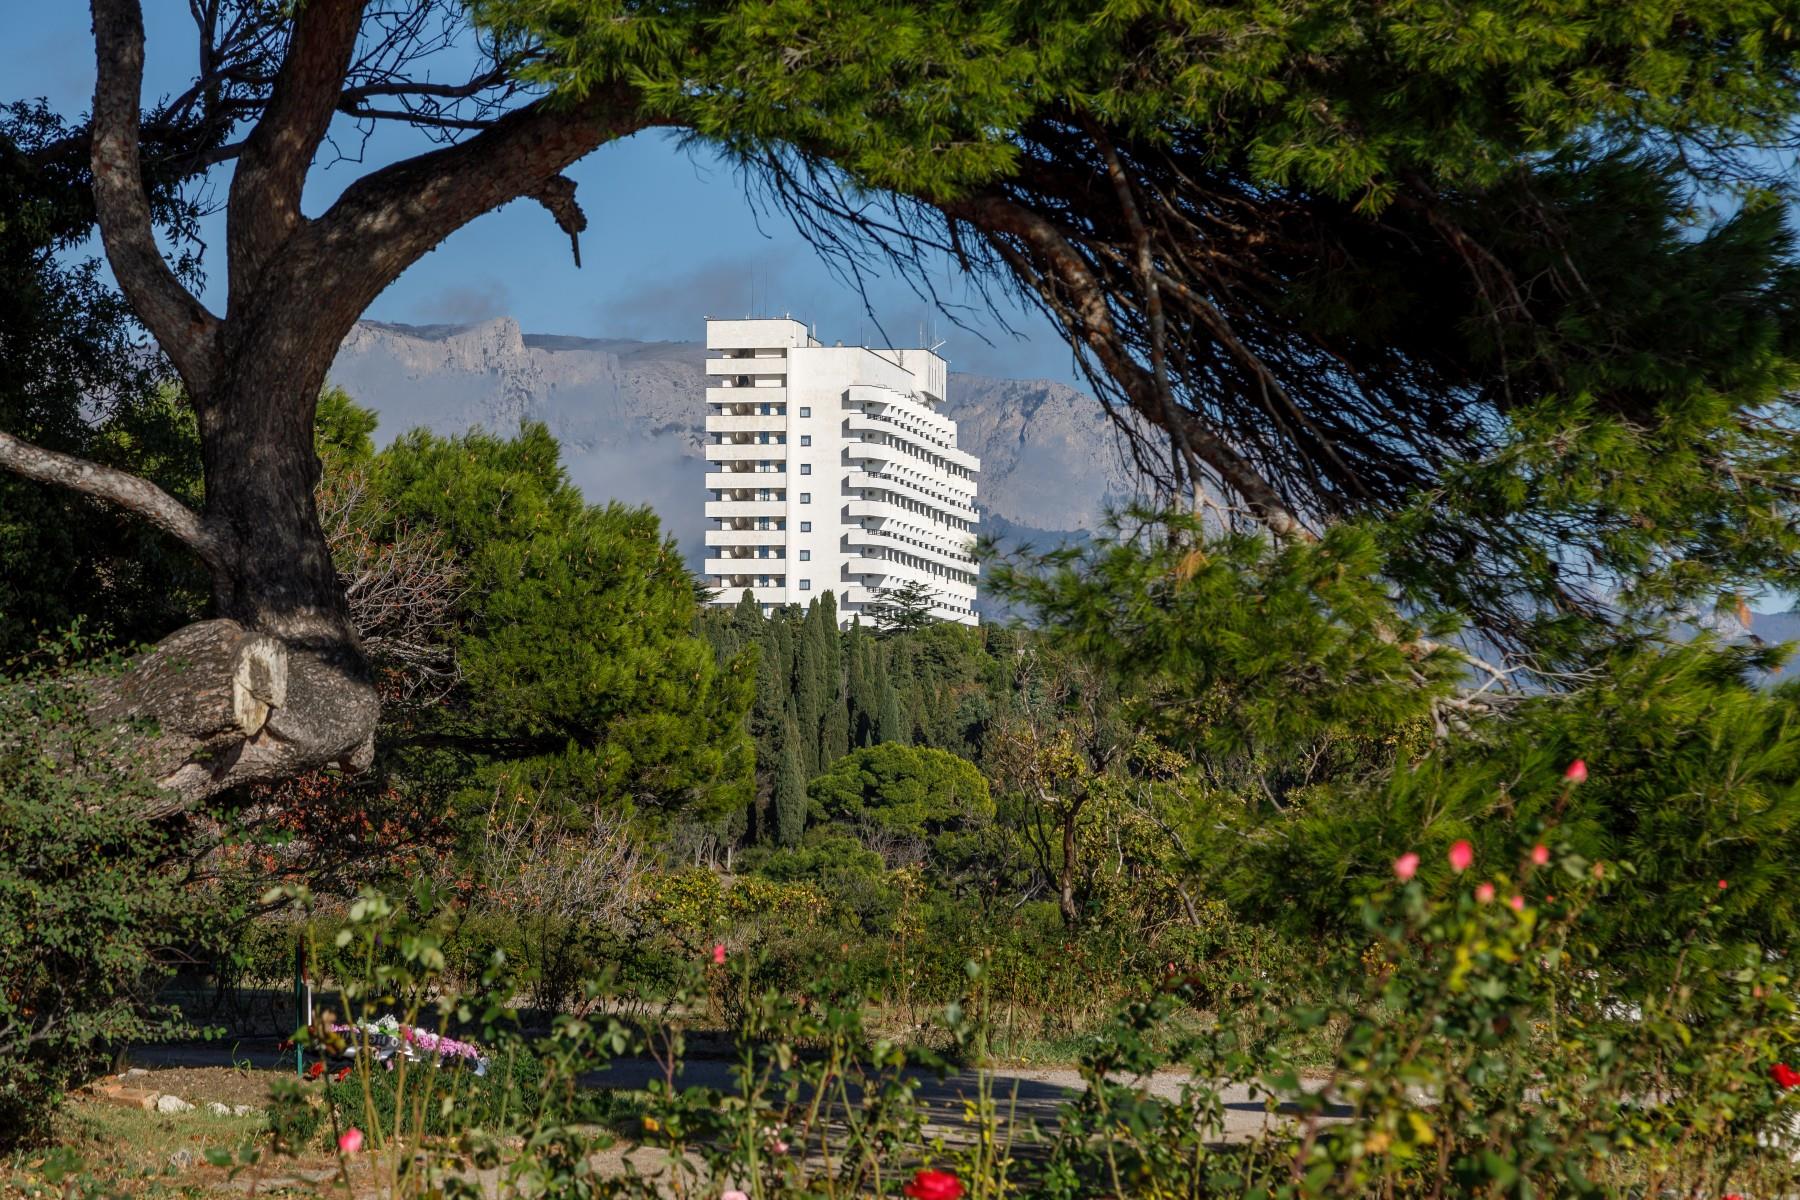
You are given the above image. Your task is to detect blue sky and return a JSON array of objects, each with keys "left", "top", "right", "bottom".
[{"left": 6, "top": 4, "right": 1083, "bottom": 382}]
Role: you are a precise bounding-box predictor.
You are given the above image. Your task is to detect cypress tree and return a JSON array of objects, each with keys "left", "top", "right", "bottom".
[
  {"left": 846, "top": 617, "right": 870, "bottom": 747},
  {"left": 819, "top": 593, "right": 850, "bottom": 762},
  {"left": 879, "top": 678, "right": 908, "bottom": 745},
  {"left": 733, "top": 588, "right": 763, "bottom": 637},
  {"left": 822, "top": 700, "right": 850, "bottom": 767},
  {"left": 774, "top": 612, "right": 796, "bottom": 695},
  {"left": 794, "top": 604, "right": 824, "bottom": 775},
  {"left": 775, "top": 727, "right": 808, "bottom": 847}
]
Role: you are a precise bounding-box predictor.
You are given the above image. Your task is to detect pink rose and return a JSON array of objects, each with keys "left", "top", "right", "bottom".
[
  {"left": 712, "top": 943, "right": 727, "bottom": 966},
  {"left": 1531, "top": 844, "right": 1550, "bottom": 867},
  {"left": 1393, "top": 853, "right": 1420, "bottom": 882},
  {"left": 338, "top": 1127, "right": 364, "bottom": 1154},
  {"left": 1563, "top": 759, "right": 1588, "bottom": 784},
  {"left": 1474, "top": 882, "right": 1495, "bottom": 904},
  {"left": 1447, "top": 841, "right": 1474, "bottom": 873},
  {"left": 1508, "top": 894, "right": 1525, "bottom": 912}
]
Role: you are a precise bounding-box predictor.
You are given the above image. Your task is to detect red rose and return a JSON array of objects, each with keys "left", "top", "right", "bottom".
[
  {"left": 1772, "top": 1062, "right": 1800, "bottom": 1089},
  {"left": 903, "top": 1169, "right": 964, "bottom": 1200},
  {"left": 306, "top": 1060, "right": 325, "bottom": 1080},
  {"left": 333, "top": 1065, "right": 352, "bottom": 1083}
]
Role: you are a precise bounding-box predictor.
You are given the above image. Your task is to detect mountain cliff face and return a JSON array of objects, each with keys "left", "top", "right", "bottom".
[
  {"left": 327, "top": 318, "right": 1798, "bottom": 661},
  {"left": 329, "top": 318, "right": 1139, "bottom": 571}
]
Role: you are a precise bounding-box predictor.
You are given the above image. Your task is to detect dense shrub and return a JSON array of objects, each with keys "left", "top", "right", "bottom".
[
  {"left": 236, "top": 854, "right": 1800, "bottom": 1199},
  {"left": 0, "top": 642, "right": 220, "bottom": 1147}
]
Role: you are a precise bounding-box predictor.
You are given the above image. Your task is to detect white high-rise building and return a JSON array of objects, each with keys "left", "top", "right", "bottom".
[{"left": 701, "top": 317, "right": 980, "bottom": 625}]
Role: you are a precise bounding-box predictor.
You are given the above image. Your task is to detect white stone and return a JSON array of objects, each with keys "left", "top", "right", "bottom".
[
  {"left": 206, "top": 1102, "right": 232, "bottom": 1116},
  {"left": 155, "top": 1094, "right": 194, "bottom": 1114}
]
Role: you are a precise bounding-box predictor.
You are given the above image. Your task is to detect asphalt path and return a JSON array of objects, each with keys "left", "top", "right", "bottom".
[{"left": 131, "top": 1039, "right": 1350, "bottom": 1143}]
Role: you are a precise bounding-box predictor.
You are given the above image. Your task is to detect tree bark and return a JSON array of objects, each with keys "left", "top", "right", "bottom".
[
  {"left": 32, "top": 0, "right": 651, "bottom": 808},
  {"left": 1059, "top": 804, "right": 1080, "bottom": 926}
]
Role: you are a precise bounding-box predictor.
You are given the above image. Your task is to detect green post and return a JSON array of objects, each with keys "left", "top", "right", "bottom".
[{"left": 292, "top": 937, "right": 305, "bottom": 1078}]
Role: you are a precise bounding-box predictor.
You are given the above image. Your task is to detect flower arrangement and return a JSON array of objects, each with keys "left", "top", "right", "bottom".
[{"left": 330, "top": 1014, "right": 489, "bottom": 1076}]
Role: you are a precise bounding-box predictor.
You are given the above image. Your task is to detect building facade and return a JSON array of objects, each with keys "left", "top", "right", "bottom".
[{"left": 702, "top": 317, "right": 980, "bottom": 625}]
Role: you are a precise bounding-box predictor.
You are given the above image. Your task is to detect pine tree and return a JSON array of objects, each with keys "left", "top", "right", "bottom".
[{"left": 775, "top": 726, "right": 808, "bottom": 847}]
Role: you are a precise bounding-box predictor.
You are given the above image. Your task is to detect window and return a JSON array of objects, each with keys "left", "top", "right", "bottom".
[
  {"left": 800, "top": 464, "right": 811, "bottom": 476},
  {"left": 799, "top": 579, "right": 812, "bottom": 591},
  {"left": 799, "top": 407, "right": 811, "bottom": 418},
  {"left": 799, "top": 550, "right": 811, "bottom": 561},
  {"left": 800, "top": 435, "right": 811, "bottom": 447},
  {"left": 800, "top": 521, "right": 811, "bottom": 532},
  {"left": 800, "top": 493, "right": 811, "bottom": 504}
]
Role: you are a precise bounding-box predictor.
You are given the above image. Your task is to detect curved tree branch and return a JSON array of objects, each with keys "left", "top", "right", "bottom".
[
  {"left": 947, "top": 191, "right": 1311, "bottom": 539},
  {"left": 89, "top": 0, "right": 221, "bottom": 395},
  {"left": 0, "top": 431, "right": 227, "bottom": 572},
  {"left": 225, "top": 0, "right": 365, "bottom": 309},
  {"left": 303, "top": 83, "right": 654, "bottom": 317}
]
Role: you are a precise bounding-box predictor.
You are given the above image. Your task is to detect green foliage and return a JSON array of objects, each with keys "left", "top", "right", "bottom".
[
  {"left": 989, "top": 514, "right": 1448, "bottom": 804},
  {"left": 808, "top": 743, "right": 991, "bottom": 840},
  {"left": 702, "top": 594, "right": 1028, "bottom": 840},
  {"left": 352, "top": 416, "right": 752, "bottom": 818},
  {"left": 864, "top": 580, "right": 940, "bottom": 636},
  {"left": 0, "top": 637, "right": 219, "bottom": 1147},
  {"left": 322, "top": 1048, "right": 547, "bottom": 1140},
  {"left": 235, "top": 869, "right": 1800, "bottom": 1200},
  {"left": 773, "top": 733, "right": 807, "bottom": 848},
  {"left": 1237, "top": 639, "right": 1800, "bottom": 998},
  {"left": 0, "top": 103, "right": 206, "bottom": 658},
  {"left": 484, "top": 0, "right": 1800, "bottom": 204},
  {"left": 481, "top": 0, "right": 1800, "bottom": 663}
]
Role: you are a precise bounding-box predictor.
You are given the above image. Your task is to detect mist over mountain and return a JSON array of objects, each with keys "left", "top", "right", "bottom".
[{"left": 329, "top": 317, "right": 1134, "bottom": 613}]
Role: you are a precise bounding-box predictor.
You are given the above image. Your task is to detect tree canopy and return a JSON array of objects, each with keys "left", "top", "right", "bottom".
[
  {"left": 4, "top": 0, "right": 1800, "bottom": 799},
  {"left": 809, "top": 743, "right": 992, "bottom": 841},
  {"left": 484, "top": 0, "right": 1800, "bottom": 660},
  {"left": 320, "top": 404, "right": 754, "bottom": 819}
]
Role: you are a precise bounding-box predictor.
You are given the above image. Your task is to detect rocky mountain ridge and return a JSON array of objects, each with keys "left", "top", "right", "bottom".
[{"left": 330, "top": 317, "right": 1140, "bottom": 570}]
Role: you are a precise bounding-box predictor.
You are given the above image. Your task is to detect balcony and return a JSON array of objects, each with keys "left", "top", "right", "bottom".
[
  {"left": 705, "top": 556, "right": 787, "bottom": 575},
  {"left": 707, "top": 385, "right": 787, "bottom": 405},
  {"left": 842, "top": 438, "right": 893, "bottom": 466},
  {"left": 846, "top": 471, "right": 979, "bottom": 520},
  {"left": 707, "top": 584, "right": 791, "bottom": 607},
  {"left": 705, "top": 528, "right": 788, "bottom": 546},
  {"left": 843, "top": 523, "right": 977, "bottom": 571},
  {"left": 704, "top": 442, "right": 786, "bottom": 461},
  {"left": 843, "top": 413, "right": 979, "bottom": 471},
  {"left": 705, "top": 500, "right": 787, "bottom": 519},
  {"left": 706, "top": 358, "right": 788, "bottom": 378},
  {"left": 705, "top": 470, "right": 784, "bottom": 490},
  {"left": 705, "top": 414, "right": 788, "bottom": 434}
]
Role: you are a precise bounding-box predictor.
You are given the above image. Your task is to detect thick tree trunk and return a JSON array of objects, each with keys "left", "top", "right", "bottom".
[
  {"left": 96, "top": 337, "right": 379, "bottom": 808},
  {"left": 174, "top": 339, "right": 378, "bottom": 803},
  {"left": 46, "top": 0, "right": 650, "bottom": 809}
]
